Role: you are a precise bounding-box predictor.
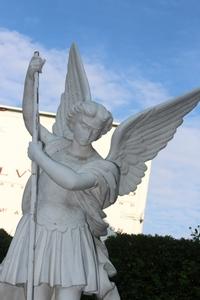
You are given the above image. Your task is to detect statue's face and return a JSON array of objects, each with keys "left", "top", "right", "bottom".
[{"left": 73, "top": 114, "right": 103, "bottom": 145}]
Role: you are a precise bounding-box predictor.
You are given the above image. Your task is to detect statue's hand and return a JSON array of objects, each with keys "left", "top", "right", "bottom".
[
  {"left": 28, "top": 141, "right": 43, "bottom": 161},
  {"left": 28, "top": 55, "right": 46, "bottom": 79}
]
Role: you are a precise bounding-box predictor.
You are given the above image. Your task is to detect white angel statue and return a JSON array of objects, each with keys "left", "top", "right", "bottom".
[{"left": 0, "top": 43, "right": 200, "bottom": 300}]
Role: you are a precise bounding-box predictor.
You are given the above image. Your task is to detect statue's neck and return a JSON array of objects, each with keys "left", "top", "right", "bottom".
[{"left": 70, "top": 140, "right": 94, "bottom": 159}]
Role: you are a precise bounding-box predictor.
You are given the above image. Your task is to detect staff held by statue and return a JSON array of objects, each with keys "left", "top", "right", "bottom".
[{"left": 27, "top": 51, "right": 41, "bottom": 300}]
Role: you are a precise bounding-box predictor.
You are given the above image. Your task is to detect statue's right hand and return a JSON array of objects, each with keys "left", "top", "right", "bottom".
[
  {"left": 28, "top": 55, "right": 46, "bottom": 79},
  {"left": 28, "top": 141, "right": 43, "bottom": 162}
]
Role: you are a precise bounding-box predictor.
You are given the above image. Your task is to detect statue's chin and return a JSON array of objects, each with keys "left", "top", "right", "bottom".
[{"left": 78, "top": 139, "right": 91, "bottom": 146}]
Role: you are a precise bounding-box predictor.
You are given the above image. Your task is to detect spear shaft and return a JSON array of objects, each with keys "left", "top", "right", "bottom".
[{"left": 27, "top": 51, "right": 40, "bottom": 300}]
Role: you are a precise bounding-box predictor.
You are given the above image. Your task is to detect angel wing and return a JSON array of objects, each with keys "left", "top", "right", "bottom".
[
  {"left": 106, "top": 89, "right": 200, "bottom": 196},
  {"left": 52, "top": 43, "right": 91, "bottom": 138}
]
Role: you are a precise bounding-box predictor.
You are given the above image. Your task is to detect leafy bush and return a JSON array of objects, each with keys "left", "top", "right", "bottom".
[
  {"left": 1, "top": 230, "right": 200, "bottom": 299},
  {"left": 189, "top": 225, "right": 200, "bottom": 242},
  {"left": 0, "top": 229, "right": 12, "bottom": 263},
  {"left": 104, "top": 233, "right": 200, "bottom": 300},
  {"left": 82, "top": 233, "right": 200, "bottom": 300}
]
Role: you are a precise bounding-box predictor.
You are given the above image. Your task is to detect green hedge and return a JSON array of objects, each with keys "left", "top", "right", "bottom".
[
  {"left": 0, "top": 229, "right": 12, "bottom": 263},
  {"left": 1, "top": 230, "right": 200, "bottom": 300},
  {"left": 104, "top": 233, "right": 200, "bottom": 300}
]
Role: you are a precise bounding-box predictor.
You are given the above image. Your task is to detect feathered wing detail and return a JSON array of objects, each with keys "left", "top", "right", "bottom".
[
  {"left": 52, "top": 43, "right": 91, "bottom": 138},
  {"left": 106, "top": 88, "right": 200, "bottom": 196}
]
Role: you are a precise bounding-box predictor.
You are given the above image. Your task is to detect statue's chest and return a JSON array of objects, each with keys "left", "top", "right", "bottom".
[
  {"left": 38, "top": 148, "right": 100, "bottom": 196},
  {"left": 38, "top": 150, "right": 87, "bottom": 207},
  {"left": 51, "top": 150, "right": 89, "bottom": 170}
]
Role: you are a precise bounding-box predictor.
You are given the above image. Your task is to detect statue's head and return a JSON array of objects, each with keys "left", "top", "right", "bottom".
[{"left": 66, "top": 101, "right": 113, "bottom": 144}]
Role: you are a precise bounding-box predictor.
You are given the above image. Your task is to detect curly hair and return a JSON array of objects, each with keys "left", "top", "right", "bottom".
[{"left": 66, "top": 101, "right": 113, "bottom": 136}]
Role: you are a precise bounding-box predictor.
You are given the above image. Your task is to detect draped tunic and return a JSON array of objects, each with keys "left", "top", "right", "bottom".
[{"left": 0, "top": 139, "right": 119, "bottom": 295}]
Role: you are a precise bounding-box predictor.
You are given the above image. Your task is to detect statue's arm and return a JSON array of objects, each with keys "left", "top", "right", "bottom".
[
  {"left": 22, "top": 55, "right": 54, "bottom": 144},
  {"left": 28, "top": 142, "right": 97, "bottom": 190}
]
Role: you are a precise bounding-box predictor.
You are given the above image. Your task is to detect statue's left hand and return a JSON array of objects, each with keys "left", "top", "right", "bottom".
[
  {"left": 27, "top": 55, "right": 46, "bottom": 80},
  {"left": 28, "top": 141, "right": 43, "bottom": 161}
]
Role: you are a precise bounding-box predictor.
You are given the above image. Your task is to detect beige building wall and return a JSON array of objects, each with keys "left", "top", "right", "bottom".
[{"left": 0, "top": 106, "right": 151, "bottom": 236}]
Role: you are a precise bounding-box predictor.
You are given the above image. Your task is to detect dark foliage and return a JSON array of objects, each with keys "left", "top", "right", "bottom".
[
  {"left": 189, "top": 225, "right": 200, "bottom": 242},
  {"left": 1, "top": 230, "right": 200, "bottom": 299},
  {"left": 104, "top": 233, "right": 200, "bottom": 300},
  {"left": 0, "top": 229, "right": 12, "bottom": 263},
  {"left": 82, "top": 233, "right": 200, "bottom": 300}
]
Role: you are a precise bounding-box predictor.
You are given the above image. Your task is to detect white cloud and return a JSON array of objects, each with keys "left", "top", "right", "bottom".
[
  {"left": 0, "top": 28, "right": 69, "bottom": 111},
  {"left": 0, "top": 28, "right": 199, "bottom": 238},
  {"left": 86, "top": 62, "right": 131, "bottom": 108},
  {"left": 0, "top": 27, "right": 171, "bottom": 117},
  {"left": 126, "top": 78, "right": 171, "bottom": 108},
  {"left": 144, "top": 124, "right": 200, "bottom": 238}
]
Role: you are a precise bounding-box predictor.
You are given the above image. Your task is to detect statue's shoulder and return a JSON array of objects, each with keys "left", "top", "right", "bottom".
[
  {"left": 44, "top": 136, "right": 71, "bottom": 156},
  {"left": 83, "top": 156, "right": 117, "bottom": 174}
]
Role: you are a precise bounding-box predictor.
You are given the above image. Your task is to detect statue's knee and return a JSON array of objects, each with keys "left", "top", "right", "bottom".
[
  {"left": 55, "top": 286, "right": 82, "bottom": 300},
  {"left": 33, "top": 284, "right": 53, "bottom": 300}
]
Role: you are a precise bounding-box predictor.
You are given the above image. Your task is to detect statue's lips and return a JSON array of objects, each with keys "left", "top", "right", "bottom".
[{"left": 78, "top": 138, "right": 92, "bottom": 145}]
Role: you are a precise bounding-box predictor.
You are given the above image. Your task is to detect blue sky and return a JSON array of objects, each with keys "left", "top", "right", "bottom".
[{"left": 0, "top": 0, "right": 200, "bottom": 238}]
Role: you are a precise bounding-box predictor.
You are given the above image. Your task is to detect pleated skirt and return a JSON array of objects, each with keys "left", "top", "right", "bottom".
[{"left": 0, "top": 214, "right": 99, "bottom": 293}]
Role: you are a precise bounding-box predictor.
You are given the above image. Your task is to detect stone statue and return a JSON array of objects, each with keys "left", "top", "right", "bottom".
[{"left": 0, "top": 43, "right": 200, "bottom": 300}]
